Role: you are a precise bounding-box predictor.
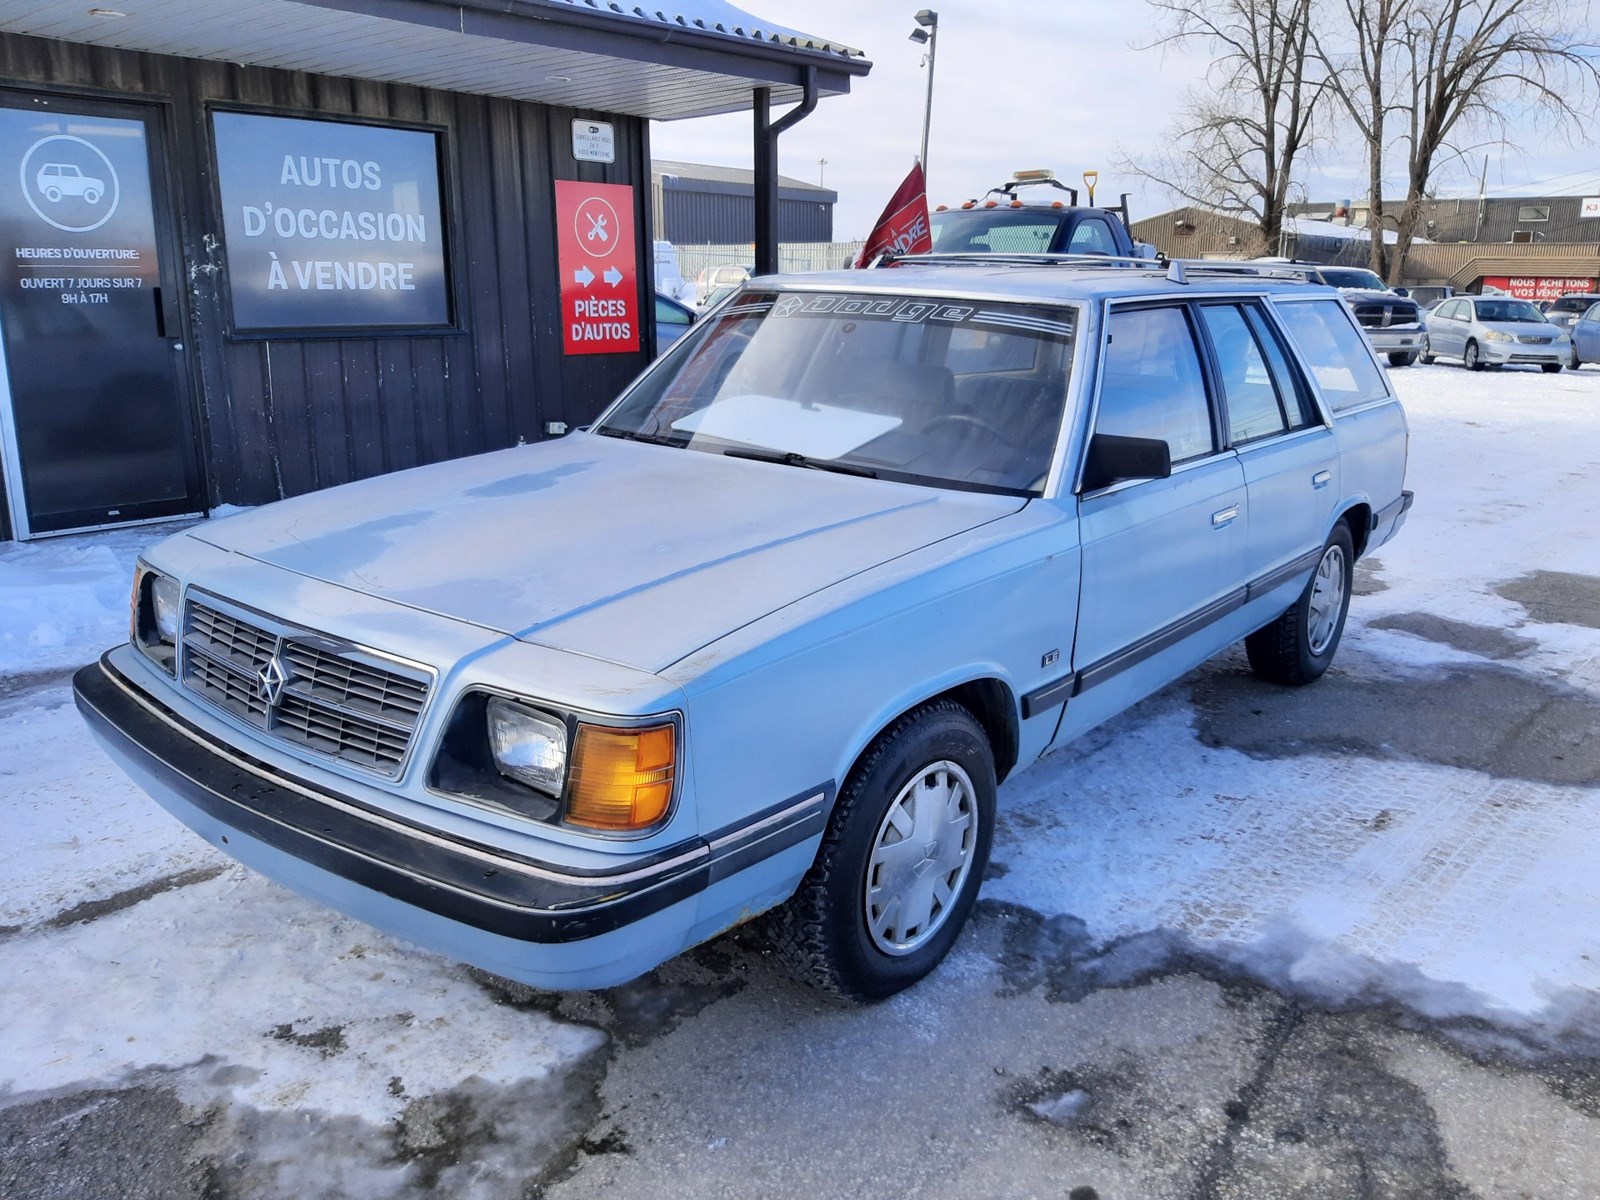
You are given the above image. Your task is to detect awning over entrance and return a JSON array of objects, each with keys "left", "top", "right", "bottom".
[{"left": 0, "top": 0, "right": 869, "bottom": 120}]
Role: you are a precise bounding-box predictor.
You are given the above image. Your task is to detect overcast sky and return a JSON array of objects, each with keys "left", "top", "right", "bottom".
[{"left": 650, "top": 1, "right": 1600, "bottom": 240}]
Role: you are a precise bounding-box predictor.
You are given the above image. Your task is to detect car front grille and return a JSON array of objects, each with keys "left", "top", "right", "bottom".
[
  {"left": 181, "top": 595, "right": 432, "bottom": 777},
  {"left": 1517, "top": 334, "right": 1554, "bottom": 344},
  {"left": 1353, "top": 302, "right": 1422, "bottom": 329}
]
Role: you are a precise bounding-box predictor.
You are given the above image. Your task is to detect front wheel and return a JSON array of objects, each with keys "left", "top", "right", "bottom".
[
  {"left": 1571, "top": 346, "right": 1582, "bottom": 370},
  {"left": 1245, "top": 523, "right": 1354, "bottom": 687},
  {"left": 769, "top": 699, "right": 995, "bottom": 1002},
  {"left": 1542, "top": 362, "right": 1563, "bottom": 374},
  {"left": 1419, "top": 337, "right": 1436, "bottom": 366},
  {"left": 1388, "top": 351, "right": 1419, "bottom": 367},
  {"left": 1464, "top": 340, "right": 1484, "bottom": 371},
  {"left": 83, "top": 188, "right": 102, "bottom": 204}
]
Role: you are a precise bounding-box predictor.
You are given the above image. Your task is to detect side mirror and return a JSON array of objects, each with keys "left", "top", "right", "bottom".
[
  {"left": 1392, "top": 286, "right": 1409, "bottom": 297},
  {"left": 1080, "top": 433, "right": 1172, "bottom": 493}
]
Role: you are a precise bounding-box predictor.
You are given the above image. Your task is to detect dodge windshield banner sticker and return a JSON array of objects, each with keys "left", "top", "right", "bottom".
[{"left": 556, "top": 180, "right": 639, "bottom": 355}]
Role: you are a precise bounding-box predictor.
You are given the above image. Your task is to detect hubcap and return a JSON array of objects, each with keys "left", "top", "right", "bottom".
[
  {"left": 1307, "top": 543, "right": 1347, "bottom": 656},
  {"left": 864, "top": 761, "right": 979, "bottom": 956},
  {"left": 1466, "top": 343, "right": 1478, "bottom": 368}
]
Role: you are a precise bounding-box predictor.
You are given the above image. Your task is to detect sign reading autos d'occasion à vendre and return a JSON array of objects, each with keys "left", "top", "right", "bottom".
[{"left": 212, "top": 112, "right": 448, "bottom": 330}]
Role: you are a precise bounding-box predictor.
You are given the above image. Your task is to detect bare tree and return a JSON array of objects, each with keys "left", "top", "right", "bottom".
[
  {"left": 1133, "top": 0, "right": 1323, "bottom": 248},
  {"left": 1388, "top": 0, "right": 1600, "bottom": 280},
  {"left": 1309, "top": 0, "right": 1416, "bottom": 277}
]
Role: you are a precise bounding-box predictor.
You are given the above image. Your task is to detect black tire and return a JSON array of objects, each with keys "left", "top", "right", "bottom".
[
  {"left": 1464, "top": 340, "right": 1484, "bottom": 371},
  {"left": 1245, "top": 522, "right": 1355, "bottom": 687},
  {"left": 1542, "top": 362, "right": 1563, "bottom": 374},
  {"left": 1419, "top": 338, "right": 1436, "bottom": 366},
  {"left": 769, "top": 699, "right": 996, "bottom": 1002},
  {"left": 1388, "top": 351, "right": 1419, "bottom": 367},
  {"left": 1572, "top": 346, "right": 1582, "bottom": 370}
]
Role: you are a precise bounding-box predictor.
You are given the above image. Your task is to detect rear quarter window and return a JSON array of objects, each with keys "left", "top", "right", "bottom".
[{"left": 1273, "top": 298, "right": 1390, "bottom": 413}]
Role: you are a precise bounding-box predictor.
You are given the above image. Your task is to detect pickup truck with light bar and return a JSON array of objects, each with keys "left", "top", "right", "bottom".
[{"left": 76, "top": 254, "right": 1412, "bottom": 1001}]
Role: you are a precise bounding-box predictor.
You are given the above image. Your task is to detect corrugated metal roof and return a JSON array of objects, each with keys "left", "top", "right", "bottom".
[
  {"left": 539, "top": 0, "right": 864, "bottom": 58},
  {"left": 1401, "top": 242, "right": 1600, "bottom": 288},
  {"left": 0, "top": 0, "right": 869, "bottom": 120}
]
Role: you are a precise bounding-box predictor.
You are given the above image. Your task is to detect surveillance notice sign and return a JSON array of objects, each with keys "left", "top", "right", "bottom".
[{"left": 555, "top": 181, "right": 639, "bottom": 355}]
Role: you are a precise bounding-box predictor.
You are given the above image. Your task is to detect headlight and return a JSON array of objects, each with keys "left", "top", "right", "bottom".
[
  {"left": 1483, "top": 330, "right": 1514, "bottom": 342},
  {"left": 432, "top": 692, "right": 679, "bottom": 834},
  {"left": 132, "top": 564, "right": 179, "bottom": 674},
  {"left": 486, "top": 698, "right": 568, "bottom": 795}
]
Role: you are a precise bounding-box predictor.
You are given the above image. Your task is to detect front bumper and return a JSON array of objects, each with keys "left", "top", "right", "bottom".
[
  {"left": 1480, "top": 339, "right": 1565, "bottom": 365},
  {"left": 74, "top": 651, "right": 828, "bottom": 989},
  {"left": 1363, "top": 327, "right": 1424, "bottom": 353}
]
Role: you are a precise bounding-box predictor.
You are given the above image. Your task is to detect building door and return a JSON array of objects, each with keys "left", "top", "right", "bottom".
[{"left": 0, "top": 93, "right": 201, "bottom": 538}]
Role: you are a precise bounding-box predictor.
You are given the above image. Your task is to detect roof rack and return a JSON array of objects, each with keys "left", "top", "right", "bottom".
[
  {"left": 873, "top": 252, "right": 1324, "bottom": 287},
  {"left": 879, "top": 251, "right": 1164, "bottom": 270}
]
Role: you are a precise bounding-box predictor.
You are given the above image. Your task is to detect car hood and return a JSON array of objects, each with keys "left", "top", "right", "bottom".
[{"left": 189, "top": 434, "right": 1024, "bottom": 673}]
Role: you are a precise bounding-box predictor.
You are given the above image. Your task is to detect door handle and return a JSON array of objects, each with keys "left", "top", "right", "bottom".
[
  {"left": 1211, "top": 505, "right": 1240, "bottom": 528},
  {"left": 151, "top": 285, "right": 166, "bottom": 338},
  {"left": 1312, "top": 470, "right": 1332, "bottom": 489}
]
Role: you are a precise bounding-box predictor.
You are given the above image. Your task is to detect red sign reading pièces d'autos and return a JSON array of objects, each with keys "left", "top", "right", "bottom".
[{"left": 555, "top": 180, "right": 639, "bottom": 355}]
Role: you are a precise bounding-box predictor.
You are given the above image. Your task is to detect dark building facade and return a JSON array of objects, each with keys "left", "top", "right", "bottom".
[
  {"left": 652, "top": 159, "right": 836, "bottom": 245},
  {"left": 0, "top": 2, "right": 866, "bottom": 541}
]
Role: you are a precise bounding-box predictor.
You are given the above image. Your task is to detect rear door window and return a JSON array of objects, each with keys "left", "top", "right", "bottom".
[
  {"left": 1273, "top": 299, "right": 1389, "bottom": 413},
  {"left": 1200, "top": 304, "right": 1291, "bottom": 444}
]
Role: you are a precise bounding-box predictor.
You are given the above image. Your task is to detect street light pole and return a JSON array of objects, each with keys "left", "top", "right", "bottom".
[{"left": 909, "top": 10, "right": 939, "bottom": 183}]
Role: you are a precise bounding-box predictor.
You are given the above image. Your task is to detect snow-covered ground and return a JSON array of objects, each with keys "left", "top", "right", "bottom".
[{"left": 3, "top": 361, "right": 1600, "bottom": 1193}]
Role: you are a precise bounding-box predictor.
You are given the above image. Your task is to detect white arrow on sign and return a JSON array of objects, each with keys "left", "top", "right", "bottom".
[
  {"left": 603, "top": 266, "right": 623, "bottom": 286},
  {"left": 573, "top": 266, "right": 595, "bottom": 287}
]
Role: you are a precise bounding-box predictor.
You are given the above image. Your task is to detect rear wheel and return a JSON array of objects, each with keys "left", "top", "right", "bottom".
[
  {"left": 1245, "top": 523, "right": 1354, "bottom": 687},
  {"left": 1464, "top": 340, "right": 1484, "bottom": 371},
  {"left": 769, "top": 699, "right": 995, "bottom": 1002}
]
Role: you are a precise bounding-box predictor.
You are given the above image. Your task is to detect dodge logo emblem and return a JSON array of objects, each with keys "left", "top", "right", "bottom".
[{"left": 255, "top": 655, "right": 289, "bottom": 706}]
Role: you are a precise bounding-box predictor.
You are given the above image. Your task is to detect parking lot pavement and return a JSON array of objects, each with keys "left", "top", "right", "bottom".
[{"left": 4, "top": 363, "right": 1600, "bottom": 1199}]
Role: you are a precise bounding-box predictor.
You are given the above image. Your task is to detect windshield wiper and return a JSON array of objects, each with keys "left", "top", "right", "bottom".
[
  {"left": 719, "top": 446, "right": 878, "bottom": 478},
  {"left": 595, "top": 427, "right": 690, "bottom": 448}
]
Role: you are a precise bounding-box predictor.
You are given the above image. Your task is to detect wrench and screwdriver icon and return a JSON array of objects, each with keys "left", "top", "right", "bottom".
[{"left": 585, "top": 212, "right": 609, "bottom": 243}]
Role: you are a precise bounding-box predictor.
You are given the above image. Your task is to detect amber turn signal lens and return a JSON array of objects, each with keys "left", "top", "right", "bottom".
[{"left": 565, "top": 722, "right": 676, "bottom": 831}]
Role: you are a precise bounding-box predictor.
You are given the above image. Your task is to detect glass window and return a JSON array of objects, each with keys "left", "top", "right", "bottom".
[
  {"left": 1273, "top": 299, "right": 1389, "bottom": 412},
  {"left": 929, "top": 209, "right": 1062, "bottom": 254},
  {"left": 1584, "top": 303, "right": 1600, "bottom": 323},
  {"left": 655, "top": 295, "right": 693, "bottom": 327},
  {"left": 1473, "top": 299, "right": 1546, "bottom": 323},
  {"left": 1067, "top": 219, "right": 1118, "bottom": 255},
  {"left": 1094, "top": 306, "right": 1214, "bottom": 463},
  {"left": 1201, "top": 304, "right": 1288, "bottom": 444},
  {"left": 1244, "top": 307, "right": 1319, "bottom": 428},
  {"left": 597, "top": 291, "right": 1078, "bottom": 496}
]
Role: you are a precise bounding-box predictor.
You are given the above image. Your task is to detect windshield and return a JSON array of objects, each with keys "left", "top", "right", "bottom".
[
  {"left": 596, "top": 290, "right": 1078, "bottom": 496},
  {"left": 1475, "top": 299, "right": 1546, "bottom": 323},
  {"left": 1548, "top": 296, "right": 1597, "bottom": 314},
  {"left": 1320, "top": 268, "right": 1389, "bottom": 291},
  {"left": 929, "top": 209, "right": 1065, "bottom": 254}
]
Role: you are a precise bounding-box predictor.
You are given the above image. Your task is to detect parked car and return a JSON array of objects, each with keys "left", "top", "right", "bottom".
[
  {"left": 1570, "top": 301, "right": 1600, "bottom": 369},
  {"left": 1252, "top": 261, "right": 1424, "bottom": 366},
  {"left": 77, "top": 258, "right": 1411, "bottom": 1001},
  {"left": 928, "top": 169, "right": 1158, "bottom": 261},
  {"left": 1541, "top": 293, "right": 1600, "bottom": 367},
  {"left": 1422, "top": 295, "right": 1570, "bottom": 372},
  {"left": 691, "top": 263, "right": 752, "bottom": 307},
  {"left": 653, "top": 292, "right": 696, "bottom": 356}
]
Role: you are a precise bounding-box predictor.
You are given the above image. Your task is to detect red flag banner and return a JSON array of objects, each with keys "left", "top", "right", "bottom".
[{"left": 853, "top": 163, "right": 933, "bottom": 267}]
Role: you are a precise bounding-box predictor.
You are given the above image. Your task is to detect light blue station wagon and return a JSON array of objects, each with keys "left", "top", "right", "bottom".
[{"left": 76, "top": 257, "right": 1412, "bottom": 1000}]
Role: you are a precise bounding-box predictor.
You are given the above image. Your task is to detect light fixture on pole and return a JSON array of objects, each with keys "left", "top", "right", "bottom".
[{"left": 908, "top": 9, "right": 939, "bottom": 183}]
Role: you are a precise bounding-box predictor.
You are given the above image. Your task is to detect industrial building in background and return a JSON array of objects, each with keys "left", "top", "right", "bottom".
[{"left": 650, "top": 159, "right": 836, "bottom": 246}]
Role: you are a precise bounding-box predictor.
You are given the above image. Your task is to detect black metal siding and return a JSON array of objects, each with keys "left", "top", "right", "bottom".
[
  {"left": 661, "top": 186, "right": 833, "bottom": 244},
  {"left": 0, "top": 31, "right": 651, "bottom": 517}
]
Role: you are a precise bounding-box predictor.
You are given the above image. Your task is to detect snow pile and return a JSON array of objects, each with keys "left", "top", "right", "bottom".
[{"left": 0, "top": 528, "right": 154, "bottom": 674}]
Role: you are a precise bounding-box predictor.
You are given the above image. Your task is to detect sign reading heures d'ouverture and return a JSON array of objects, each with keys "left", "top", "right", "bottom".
[{"left": 212, "top": 112, "right": 449, "bottom": 330}]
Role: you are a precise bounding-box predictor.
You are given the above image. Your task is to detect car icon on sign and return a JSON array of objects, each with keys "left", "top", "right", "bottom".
[{"left": 37, "top": 162, "right": 105, "bottom": 204}]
